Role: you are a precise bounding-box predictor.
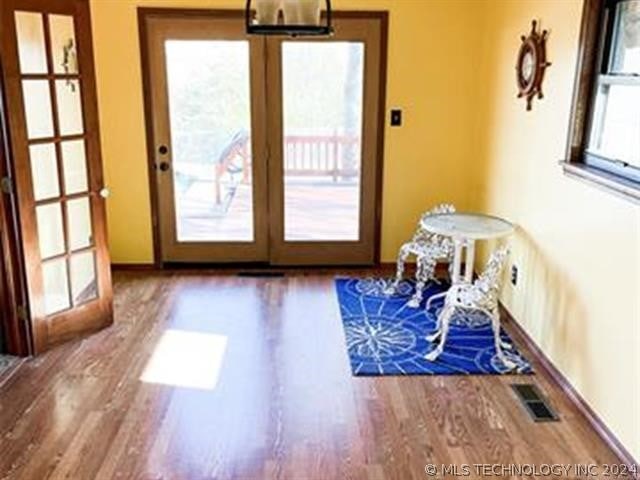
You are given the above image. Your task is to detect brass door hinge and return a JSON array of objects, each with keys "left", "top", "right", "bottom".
[
  {"left": 1, "top": 176, "right": 13, "bottom": 195},
  {"left": 17, "top": 305, "right": 29, "bottom": 322}
]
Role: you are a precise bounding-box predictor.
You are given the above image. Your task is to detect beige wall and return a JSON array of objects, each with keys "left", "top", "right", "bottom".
[
  {"left": 474, "top": 0, "right": 640, "bottom": 461},
  {"left": 90, "top": 0, "right": 483, "bottom": 264}
]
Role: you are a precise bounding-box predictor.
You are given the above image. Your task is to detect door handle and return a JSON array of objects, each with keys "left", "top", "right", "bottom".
[
  {"left": 158, "top": 161, "right": 171, "bottom": 172},
  {"left": 91, "top": 187, "right": 110, "bottom": 199}
]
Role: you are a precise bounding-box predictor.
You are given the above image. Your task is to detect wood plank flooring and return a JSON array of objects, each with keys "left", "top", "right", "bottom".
[{"left": 0, "top": 271, "right": 627, "bottom": 479}]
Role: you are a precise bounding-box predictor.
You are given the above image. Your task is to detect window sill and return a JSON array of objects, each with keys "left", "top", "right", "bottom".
[{"left": 560, "top": 161, "right": 640, "bottom": 204}]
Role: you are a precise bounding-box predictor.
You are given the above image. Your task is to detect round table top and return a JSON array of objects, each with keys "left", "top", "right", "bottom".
[{"left": 420, "top": 213, "right": 515, "bottom": 240}]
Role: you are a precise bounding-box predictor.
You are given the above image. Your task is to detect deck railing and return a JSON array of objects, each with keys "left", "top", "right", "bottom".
[
  {"left": 174, "top": 133, "right": 362, "bottom": 205},
  {"left": 284, "top": 134, "right": 360, "bottom": 181}
]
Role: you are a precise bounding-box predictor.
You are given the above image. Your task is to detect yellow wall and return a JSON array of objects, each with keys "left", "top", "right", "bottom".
[
  {"left": 91, "top": 0, "right": 640, "bottom": 460},
  {"left": 90, "top": 0, "right": 483, "bottom": 264},
  {"left": 474, "top": 0, "right": 640, "bottom": 461}
]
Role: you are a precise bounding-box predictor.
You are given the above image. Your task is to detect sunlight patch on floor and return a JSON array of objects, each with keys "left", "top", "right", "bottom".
[{"left": 141, "top": 330, "right": 228, "bottom": 391}]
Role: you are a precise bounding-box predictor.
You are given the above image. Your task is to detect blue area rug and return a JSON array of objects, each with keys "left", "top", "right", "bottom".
[{"left": 335, "top": 278, "right": 532, "bottom": 376}]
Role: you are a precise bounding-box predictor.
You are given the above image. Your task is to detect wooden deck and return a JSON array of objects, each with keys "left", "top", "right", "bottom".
[{"left": 176, "top": 178, "right": 360, "bottom": 242}]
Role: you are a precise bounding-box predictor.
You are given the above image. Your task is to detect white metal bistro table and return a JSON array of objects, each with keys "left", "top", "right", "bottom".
[
  {"left": 422, "top": 213, "right": 514, "bottom": 281},
  {"left": 421, "top": 213, "right": 515, "bottom": 314}
]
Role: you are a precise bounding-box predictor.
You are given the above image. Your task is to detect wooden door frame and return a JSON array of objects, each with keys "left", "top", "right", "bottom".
[
  {"left": 140, "top": 10, "right": 271, "bottom": 264},
  {"left": 139, "top": 8, "right": 388, "bottom": 268},
  {"left": 0, "top": 56, "right": 31, "bottom": 356},
  {"left": 266, "top": 12, "right": 387, "bottom": 266}
]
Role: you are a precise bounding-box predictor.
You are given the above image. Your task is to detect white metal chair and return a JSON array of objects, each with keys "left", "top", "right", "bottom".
[
  {"left": 385, "top": 204, "right": 456, "bottom": 307},
  {"left": 424, "top": 245, "right": 516, "bottom": 369}
]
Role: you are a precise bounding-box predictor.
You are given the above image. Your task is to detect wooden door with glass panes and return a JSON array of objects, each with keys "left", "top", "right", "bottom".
[
  {"left": 141, "top": 11, "right": 386, "bottom": 266},
  {"left": 0, "top": 0, "right": 113, "bottom": 353}
]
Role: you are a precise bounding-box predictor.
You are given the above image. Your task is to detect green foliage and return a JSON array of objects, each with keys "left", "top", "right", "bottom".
[{"left": 165, "top": 40, "right": 363, "bottom": 165}]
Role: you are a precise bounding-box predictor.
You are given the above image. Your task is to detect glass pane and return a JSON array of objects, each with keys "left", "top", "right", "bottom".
[
  {"left": 611, "top": 0, "right": 640, "bottom": 74},
  {"left": 22, "top": 80, "right": 54, "bottom": 139},
  {"left": 36, "top": 202, "right": 65, "bottom": 259},
  {"left": 15, "top": 11, "right": 47, "bottom": 74},
  {"left": 165, "top": 40, "right": 254, "bottom": 242},
  {"left": 282, "top": 42, "right": 364, "bottom": 241},
  {"left": 42, "top": 258, "right": 70, "bottom": 315},
  {"left": 588, "top": 84, "right": 640, "bottom": 168},
  {"left": 61, "top": 140, "right": 88, "bottom": 194},
  {"left": 69, "top": 251, "right": 97, "bottom": 305},
  {"left": 55, "top": 79, "right": 84, "bottom": 136},
  {"left": 49, "top": 14, "right": 78, "bottom": 75},
  {"left": 29, "top": 143, "right": 59, "bottom": 201},
  {"left": 67, "top": 197, "right": 93, "bottom": 251}
]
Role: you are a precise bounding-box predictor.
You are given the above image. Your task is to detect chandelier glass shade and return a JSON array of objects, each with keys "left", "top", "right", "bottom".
[{"left": 245, "top": 0, "right": 333, "bottom": 36}]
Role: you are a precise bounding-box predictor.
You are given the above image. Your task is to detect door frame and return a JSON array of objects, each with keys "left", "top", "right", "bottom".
[
  {"left": 266, "top": 13, "right": 387, "bottom": 265},
  {"left": 138, "top": 8, "right": 388, "bottom": 268},
  {"left": 0, "top": 58, "right": 31, "bottom": 356},
  {"left": 140, "top": 10, "right": 270, "bottom": 264}
]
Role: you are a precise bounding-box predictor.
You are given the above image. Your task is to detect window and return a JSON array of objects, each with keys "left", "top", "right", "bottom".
[{"left": 565, "top": 0, "right": 640, "bottom": 201}]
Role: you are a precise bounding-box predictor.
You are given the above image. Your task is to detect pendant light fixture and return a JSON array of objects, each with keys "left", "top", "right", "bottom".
[{"left": 245, "top": 0, "right": 334, "bottom": 37}]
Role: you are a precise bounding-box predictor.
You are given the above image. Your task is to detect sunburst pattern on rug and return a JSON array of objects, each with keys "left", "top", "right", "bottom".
[{"left": 336, "top": 277, "right": 532, "bottom": 376}]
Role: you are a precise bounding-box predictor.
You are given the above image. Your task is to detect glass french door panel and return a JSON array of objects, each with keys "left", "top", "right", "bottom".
[
  {"left": 281, "top": 42, "right": 364, "bottom": 242},
  {"left": 55, "top": 80, "right": 84, "bottom": 136},
  {"left": 165, "top": 40, "right": 254, "bottom": 243},
  {"left": 36, "top": 202, "right": 65, "bottom": 259},
  {"left": 61, "top": 140, "right": 89, "bottom": 194},
  {"left": 15, "top": 11, "right": 48, "bottom": 74},
  {"left": 67, "top": 197, "right": 93, "bottom": 251},
  {"left": 69, "top": 251, "right": 97, "bottom": 305},
  {"left": 22, "top": 80, "right": 54, "bottom": 139},
  {"left": 29, "top": 143, "right": 60, "bottom": 201},
  {"left": 49, "top": 14, "right": 78, "bottom": 75},
  {"left": 42, "top": 258, "right": 70, "bottom": 315}
]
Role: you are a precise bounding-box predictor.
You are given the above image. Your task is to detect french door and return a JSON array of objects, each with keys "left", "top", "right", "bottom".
[
  {"left": 141, "top": 10, "right": 387, "bottom": 266},
  {"left": 1, "top": 0, "right": 112, "bottom": 353},
  {"left": 143, "top": 14, "right": 269, "bottom": 263}
]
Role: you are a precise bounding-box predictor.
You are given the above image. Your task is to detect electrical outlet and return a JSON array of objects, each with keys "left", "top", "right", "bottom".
[{"left": 511, "top": 265, "right": 518, "bottom": 286}]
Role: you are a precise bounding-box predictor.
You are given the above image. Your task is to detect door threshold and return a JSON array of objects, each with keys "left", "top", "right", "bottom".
[
  {"left": 237, "top": 271, "right": 286, "bottom": 278},
  {"left": 160, "top": 262, "right": 379, "bottom": 271}
]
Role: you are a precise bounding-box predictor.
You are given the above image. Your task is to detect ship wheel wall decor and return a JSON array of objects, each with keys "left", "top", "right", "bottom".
[{"left": 516, "top": 20, "right": 551, "bottom": 111}]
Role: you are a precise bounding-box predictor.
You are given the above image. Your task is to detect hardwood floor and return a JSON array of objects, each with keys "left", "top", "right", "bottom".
[{"left": 0, "top": 271, "right": 626, "bottom": 479}]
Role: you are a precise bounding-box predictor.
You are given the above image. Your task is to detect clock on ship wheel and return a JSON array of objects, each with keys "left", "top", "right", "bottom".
[{"left": 516, "top": 20, "right": 551, "bottom": 111}]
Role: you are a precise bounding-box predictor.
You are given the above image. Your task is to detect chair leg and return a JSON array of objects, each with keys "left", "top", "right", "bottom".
[
  {"left": 407, "top": 260, "right": 425, "bottom": 307},
  {"left": 425, "top": 306, "right": 444, "bottom": 342},
  {"left": 488, "top": 308, "right": 517, "bottom": 370},
  {"left": 425, "top": 291, "right": 447, "bottom": 310},
  {"left": 425, "top": 305, "right": 454, "bottom": 361},
  {"left": 385, "top": 247, "right": 410, "bottom": 295},
  {"left": 408, "top": 256, "right": 435, "bottom": 308}
]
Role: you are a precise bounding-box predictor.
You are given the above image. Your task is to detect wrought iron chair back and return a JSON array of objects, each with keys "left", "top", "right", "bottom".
[
  {"left": 386, "top": 203, "right": 456, "bottom": 307},
  {"left": 450, "top": 244, "right": 510, "bottom": 312}
]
